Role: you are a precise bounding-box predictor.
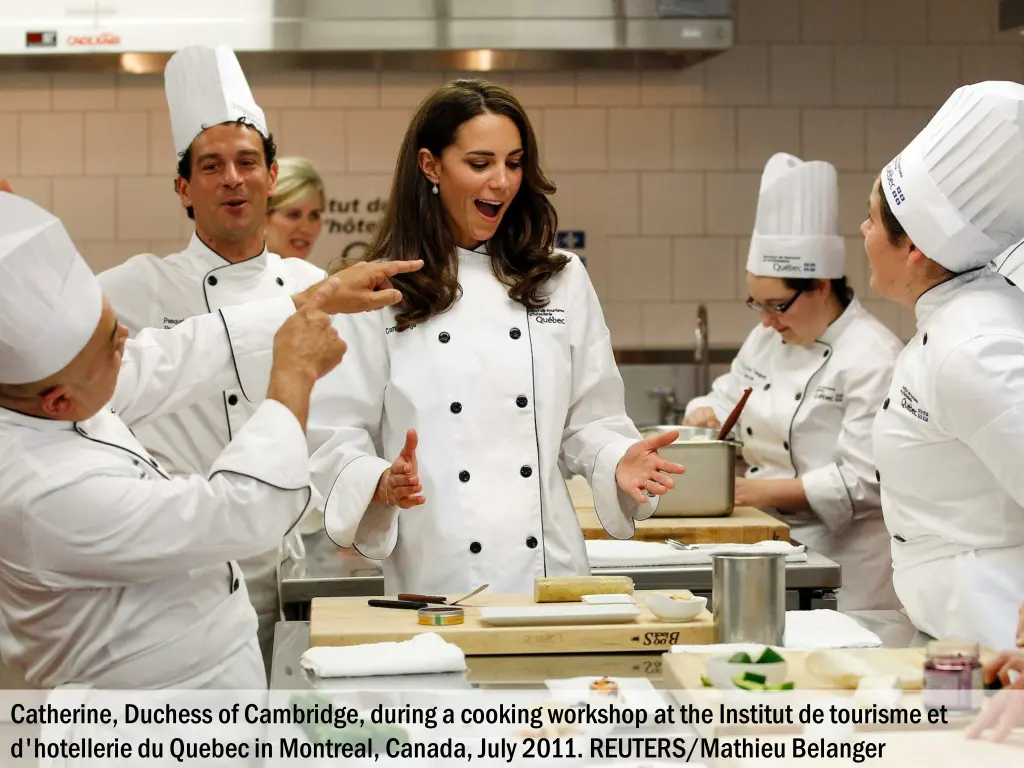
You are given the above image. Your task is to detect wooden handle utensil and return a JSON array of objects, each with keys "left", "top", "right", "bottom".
[{"left": 717, "top": 387, "right": 753, "bottom": 441}]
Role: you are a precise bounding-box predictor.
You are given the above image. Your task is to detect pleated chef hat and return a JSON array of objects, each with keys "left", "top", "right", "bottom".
[
  {"left": 0, "top": 193, "right": 102, "bottom": 385},
  {"left": 880, "top": 81, "right": 1024, "bottom": 272},
  {"left": 746, "top": 153, "right": 845, "bottom": 279},
  {"left": 164, "top": 44, "right": 268, "bottom": 157}
]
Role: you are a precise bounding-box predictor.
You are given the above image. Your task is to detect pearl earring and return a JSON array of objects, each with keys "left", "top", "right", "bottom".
[{"left": 432, "top": 182, "right": 439, "bottom": 195}]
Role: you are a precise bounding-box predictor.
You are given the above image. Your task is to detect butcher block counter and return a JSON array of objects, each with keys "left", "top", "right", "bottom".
[
  {"left": 574, "top": 506, "right": 789, "bottom": 544},
  {"left": 271, "top": 610, "right": 928, "bottom": 690}
]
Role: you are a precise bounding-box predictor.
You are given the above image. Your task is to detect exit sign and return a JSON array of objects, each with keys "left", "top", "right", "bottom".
[{"left": 556, "top": 230, "right": 586, "bottom": 250}]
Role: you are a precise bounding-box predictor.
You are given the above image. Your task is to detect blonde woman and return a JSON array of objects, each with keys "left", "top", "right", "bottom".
[{"left": 266, "top": 156, "right": 325, "bottom": 260}]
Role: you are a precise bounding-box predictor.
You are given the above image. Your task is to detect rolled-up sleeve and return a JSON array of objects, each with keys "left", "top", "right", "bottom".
[
  {"left": 558, "top": 257, "right": 657, "bottom": 539},
  {"left": 28, "top": 399, "right": 315, "bottom": 587},
  {"left": 307, "top": 313, "right": 398, "bottom": 560},
  {"left": 802, "top": 358, "right": 892, "bottom": 533}
]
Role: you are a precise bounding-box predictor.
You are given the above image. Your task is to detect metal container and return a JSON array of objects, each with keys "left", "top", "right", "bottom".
[
  {"left": 711, "top": 552, "right": 785, "bottom": 645},
  {"left": 639, "top": 425, "right": 740, "bottom": 517}
]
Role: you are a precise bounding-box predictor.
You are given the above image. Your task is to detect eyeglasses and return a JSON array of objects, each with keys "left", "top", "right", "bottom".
[{"left": 746, "top": 289, "right": 803, "bottom": 315}]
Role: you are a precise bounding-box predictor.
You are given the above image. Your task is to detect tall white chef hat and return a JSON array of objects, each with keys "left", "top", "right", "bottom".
[
  {"left": 880, "top": 81, "right": 1024, "bottom": 272},
  {"left": 164, "top": 44, "right": 268, "bottom": 158},
  {"left": 746, "top": 153, "right": 845, "bottom": 279},
  {"left": 0, "top": 193, "right": 102, "bottom": 385}
]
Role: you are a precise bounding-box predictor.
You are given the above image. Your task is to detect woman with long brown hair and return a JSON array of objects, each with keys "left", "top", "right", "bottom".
[{"left": 307, "top": 79, "right": 683, "bottom": 595}]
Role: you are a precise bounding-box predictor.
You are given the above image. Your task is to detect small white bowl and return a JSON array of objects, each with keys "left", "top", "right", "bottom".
[
  {"left": 646, "top": 592, "right": 707, "bottom": 622},
  {"left": 705, "top": 651, "right": 788, "bottom": 690}
]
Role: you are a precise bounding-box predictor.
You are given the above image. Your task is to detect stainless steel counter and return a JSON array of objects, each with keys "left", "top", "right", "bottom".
[
  {"left": 269, "top": 610, "right": 931, "bottom": 691},
  {"left": 280, "top": 532, "right": 843, "bottom": 618}
]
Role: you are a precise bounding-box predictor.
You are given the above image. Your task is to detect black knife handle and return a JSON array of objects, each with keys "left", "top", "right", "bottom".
[{"left": 368, "top": 599, "right": 427, "bottom": 610}]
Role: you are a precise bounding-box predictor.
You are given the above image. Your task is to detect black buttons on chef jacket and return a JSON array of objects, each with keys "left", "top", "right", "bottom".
[
  {"left": 763, "top": 383, "right": 771, "bottom": 391},
  {"left": 893, "top": 534, "right": 906, "bottom": 543},
  {"left": 875, "top": 470, "right": 881, "bottom": 482},
  {"left": 228, "top": 394, "right": 238, "bottom": 406},
  {"left": 794, "top": 393, "right": 802, "bottom": 401},
  {"left": 1006, "top": 277, "right": 1016, "bottom": 287},
  {"left": 207, "top": 275, "right": 218, "bottom": 286},
  {"left": 746, "top": 427, "right": 753, "bottom": 436},
  {"left": 510, "top": 327, "right": 521, "bottom": 340},
  {"left": 783, "top": 442, "right": 789, "bottom": 451},
  {"left": 232, "top": 578, "right": 240, "bottom": 591},
  {"left": 459, "top": 470, "right": 470, "bottom": 482},
  {"left": 469, "top": 542, "right": 482, "bottom": 554},
  {"left": 516, "top": 395, "right": 528, "bottom": 408},
  {"left": 883, "top": 398, "right": 890, "bottom": 410},
  {"left": 276, "top": 277, "right": 284, "bottom": 286},
  {"left": 439, "top": 332, "right": 450, "bottom": 343},
  {"left": 450, "top": 402, "right": 462, "bottom": 414},
  {"left": 520, "top": 465, "right": 533, "bottom": 478},
  {"left": 923, "top": 333, "right": 928, "bottom": 345},
  {"left": 750, "top": 467, "right": 759, "bottom": 473},
  {"left": 823, "top": 349, "right": 830, "bottom": 358},
  {"left": 526, "top": 536, "right": 538, "bottom": 549}
]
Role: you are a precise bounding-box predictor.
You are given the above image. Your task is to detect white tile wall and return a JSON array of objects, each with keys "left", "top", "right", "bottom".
[{"left": 0, "top": 0, "right": 1016, "bottom": 352}]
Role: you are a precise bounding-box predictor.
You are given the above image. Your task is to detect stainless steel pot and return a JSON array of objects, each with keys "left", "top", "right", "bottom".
[{"left": 639, "top": 425, "right": 741, "bottom": 517}]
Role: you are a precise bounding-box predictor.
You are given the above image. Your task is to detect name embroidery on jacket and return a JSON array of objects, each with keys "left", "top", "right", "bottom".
[
  {"left": 813, "top": 386, "right": 844, "bottom": 403},
  {"left": 529, "top": 308, "right": 565, "bottom": 325},
  {"left": 163, "top": 317, "right": 183, "bottom": 328},
  {"left": 899, "top": 385, "right": 929, "bottom": 422}
]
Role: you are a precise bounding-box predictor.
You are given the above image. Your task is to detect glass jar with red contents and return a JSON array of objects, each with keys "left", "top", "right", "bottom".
[{"left": 922, "top": 639, "right": 983, "bottom": 713}]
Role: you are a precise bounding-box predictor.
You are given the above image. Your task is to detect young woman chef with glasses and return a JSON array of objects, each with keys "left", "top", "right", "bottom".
[{"left": 683, "top": 153, "right": 903, "bottom": 612}]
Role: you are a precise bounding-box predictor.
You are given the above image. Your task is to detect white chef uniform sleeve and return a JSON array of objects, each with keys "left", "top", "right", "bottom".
[
  {"left": 934, "top": 334, "right": 1024, "bottom": 507},
  {"left": 801, "top": 356, "right": 891, "bottom": 533},
  {"left": 24, "top": 399, "right": 314, "bottom": 586},
  {"left": 558, "top": 255, "right": 658, "bottom": 539},
  {"left": 307, "top": 312, "right": 397, "bottom": 560},
  {"left": 110, "top": 296, "right": 296, "bottom": 428},
  {"left": 97, "top": 255, "right": 160, "bottom": 338},
  {"left": 683, "top": 326, "right": 758, "bottom": 422}
]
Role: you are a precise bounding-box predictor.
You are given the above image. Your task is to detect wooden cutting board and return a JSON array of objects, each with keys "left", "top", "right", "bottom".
[
  {"left": 309, "top": 590, "right": 714, "bottom": 655},
  {"left": 576, "top": 507, "right": 790, "bottom": 543},
  {"left": 662, "top": 648, "right": 997, "bottom": 737}
]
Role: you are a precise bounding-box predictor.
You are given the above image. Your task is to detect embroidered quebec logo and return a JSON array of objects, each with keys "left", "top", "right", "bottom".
[
  {"left": 814, "top": 386, "right": 844, "bottom": 403},
  {"left": 899, "top": 385, "right": 929, "bottom": 422},
  {"left": 529, "top": 308, "right": 566, "bottom": 325}
]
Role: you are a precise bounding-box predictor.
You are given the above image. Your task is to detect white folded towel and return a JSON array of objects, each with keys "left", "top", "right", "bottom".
[
  {"left": 300, "top": 632, "right": 468, "bottom": 678},
  {"left": 671, "top": 610, "right": 883, "bottom": 654},
  {"left": 586, "top": 539, "right": 806, "bottom": 568}
]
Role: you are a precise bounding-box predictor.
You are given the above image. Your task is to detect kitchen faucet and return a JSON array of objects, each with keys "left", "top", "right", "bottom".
[{"left": 694, "top": 303, "right": 710, "bottom": 395}]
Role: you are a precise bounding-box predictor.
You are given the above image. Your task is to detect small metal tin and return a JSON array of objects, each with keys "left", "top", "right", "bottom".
[{"left": 417, "top": 606, "right": 465, "bottom": 626}]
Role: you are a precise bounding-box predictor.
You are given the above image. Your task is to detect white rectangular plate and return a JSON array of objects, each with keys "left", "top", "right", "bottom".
[
  {"left": 581, "top": 593, "right": 636, "bottom": 605},
  {"left": 478, "top": 604, "right": 641, "bottom": 627}
]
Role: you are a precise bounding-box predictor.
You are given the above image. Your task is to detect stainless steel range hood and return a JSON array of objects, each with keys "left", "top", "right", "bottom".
[
  {"left": 0, "top": 0, "right": 733, "bottom": 73},
  {"left": 1000, "top": 0, "right": 1024, "bottom": 34}
]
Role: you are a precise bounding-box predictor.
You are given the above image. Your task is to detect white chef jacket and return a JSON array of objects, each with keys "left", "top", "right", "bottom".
[
  {"left": 308, "top": 247, "right": 658, "bottom": 595},
  {"left": 0, "top": 296, "right": 315, "bottom": 689},
  {"left": 685, "top": 297, "right": 903, "bottom": 611},
  {"left": 873, "top": 268, "right": 1024, "bottom": 650},
  {"left": 97, "top": 233, "right": 325, "bottom": 677}
]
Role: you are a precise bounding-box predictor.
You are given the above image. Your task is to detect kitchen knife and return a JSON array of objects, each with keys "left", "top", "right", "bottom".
[{"left": 367, "top": 598, "right": 428, "bottom": 610}]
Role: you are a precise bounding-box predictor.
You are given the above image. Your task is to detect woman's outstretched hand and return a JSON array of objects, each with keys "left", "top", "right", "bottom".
[{"left": 615, "top": 429, "right": 686, "bottom": 504}]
